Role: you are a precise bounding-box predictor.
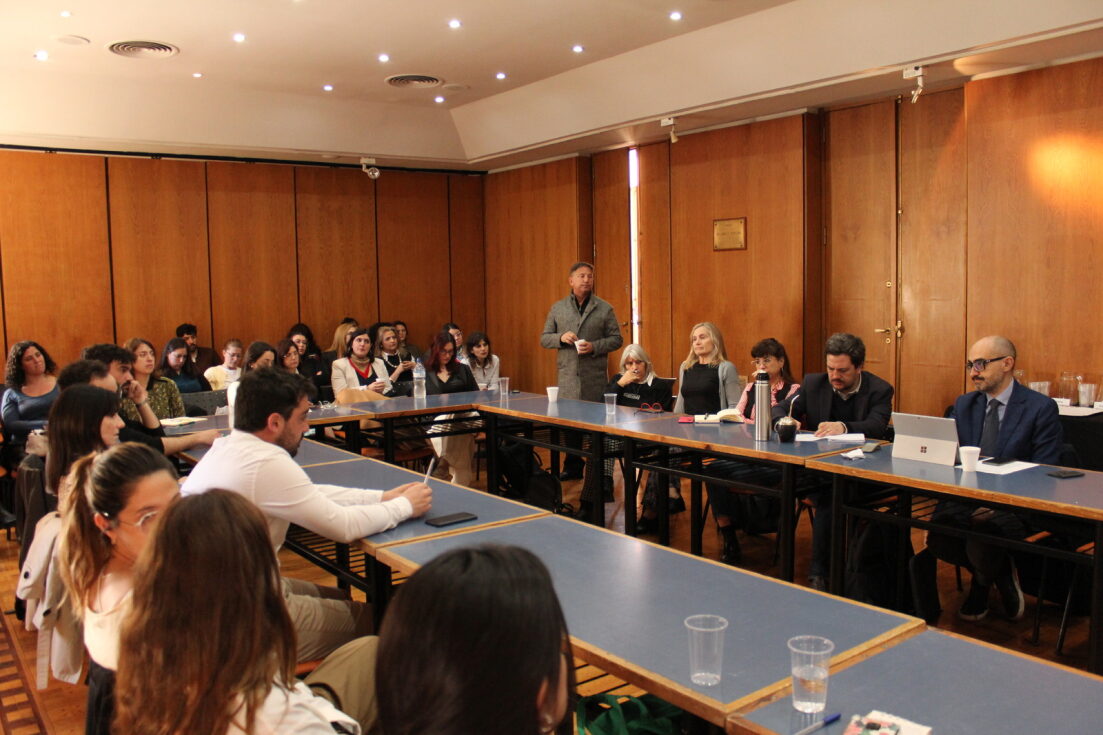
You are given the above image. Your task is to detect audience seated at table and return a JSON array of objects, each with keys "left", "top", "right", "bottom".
[
  {"left": 377, "top": 544, "right": 574, "bottom": 735},
  {"left": 375, "top": 324, "right": 416, "bottom": 396},
  {"left": 773, "top": 332, "right": 893, "bottom": 589},
  {"left": 424, "top": 332, "right": 479, "bottom": 487},
  {"left": 115, "top": 490, "right": 379, "bottom": 734},
  {"left": 704, "top": 338, "right": 799, "bottom": 562},
  {"left": 123, "top": 338, "right": 186, "bottom": 421},
  {"left": 287, "top": 323, "right": 328, "bottom": 388},
  {"left": 466, "top": 331, "right": 500, "bottom": 390},
  {"left": 331, "top": 328, "right": 389, "bottom": 395},
  {"left": 2, "top": 340, "right": 59, "bottom": 470},
  {"left": 393, "top": 319, "right": 421, "bottom": 361},
  {"left": 324, "top": 319, "right": 359, "bottom": 366},
  {"left": 182, "top": 368, "right": 431, "bottom": 660},
  {"left": 57, "top": 443, "right": 179, "bottom": 735},
  {"left": 203, "top": 338, "right": 243, "bottom": 391},
  {"left": 175, "top": 322, "right": 219, "bottom": 375},
  {"left": 926, "top": 335, "right": 1064, "bottom": 623},
  {"left": 159, "top": 337, "right": 212, "bottom": 394}
]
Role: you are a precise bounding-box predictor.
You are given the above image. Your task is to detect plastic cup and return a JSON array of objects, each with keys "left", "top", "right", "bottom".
[
  {"left": 498, "top": 377, "right": 509, "bottom": 394},
  {"left": 959, "top": 446, "right": 981, "bottom": 472},
  {"left": 1080, "top": 383, "right": 1097, "bottom": 407},
  {"left": 478, "top": 383, "right": 488, "bottom": 391},
  {"left": 685, "top": 615, "right": 727, "bottom": 686},
  {"left": 546, "top": 386, "right": 559, "bottom": 402},
  {"left": 788, "top": 635, "right": 834, "bottom": 713},
  {"left": 604, "top": 393, "right": 617, "bottom": 417},
  {"left": 1029, "top": 381, "right": 1050, "bottom": 396},
  {"left": 575, "top": 339, "right": 588, "bottom": 353}
]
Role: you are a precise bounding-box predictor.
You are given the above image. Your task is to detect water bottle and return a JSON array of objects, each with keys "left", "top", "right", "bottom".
[
  {"left": 412, "top": 358, "right": 426, "bottom": 399},
  {"left": 754, "top": 370, "right": 770, "bottom": 442}
]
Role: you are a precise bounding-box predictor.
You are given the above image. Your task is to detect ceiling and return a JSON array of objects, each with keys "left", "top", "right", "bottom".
[{"left": 1, "top": 0, "right": 1102, "bottom": 171}]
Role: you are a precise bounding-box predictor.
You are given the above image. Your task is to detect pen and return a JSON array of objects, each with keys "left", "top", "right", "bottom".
[
  {"left": 792, "top": 713, "right": 840, "bottom": 735},
  {"left": 422, "top": 458, "right": 437, "bottom": 485}
]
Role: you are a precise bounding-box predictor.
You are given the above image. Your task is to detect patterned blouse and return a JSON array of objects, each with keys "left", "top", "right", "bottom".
[{"left": 120, "top": 377, "right": 185, "bottom": 422}]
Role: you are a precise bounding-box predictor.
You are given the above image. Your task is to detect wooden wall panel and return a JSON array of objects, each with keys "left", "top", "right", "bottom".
[
  {"left": 801, "top": 113, "right": 825, "bottom": 372},
  {"left": 0, "top": 151, "right": 112, "bottom": 361},
  {"left": 485, "top": 158, "right": 591, "bottom": 393},
  {"left": 109, "top": 158, "right": 210, "bottom": 349},
  {"left": 967, "top": 57, "right": 1103, "bottom": 387},
  {"left": 637, "top": 142, "right": 675, "bottom": 378},
  {"left": 448, "top": 174, "right": 486, "bottom": 334},
  {"left": 898, "top": 89, "right": 967, "bottom": 416},
  {"left": 295, "top": 166, "right": 378, "bottom": 342},
  {"left": 592, "top": 149, "right": 632, "bottom": 374},
  {"left": 207, "top": 162, "right": 298, "bottom": 347},
  {"left": 376, "top": 171, "right": 450, "bottom": 350},
  {"left": 670, "top": 116, "right": 807, "bottom": 381},
  {"left": 824, "top": 101, "right": 897, "bottom": 384}
]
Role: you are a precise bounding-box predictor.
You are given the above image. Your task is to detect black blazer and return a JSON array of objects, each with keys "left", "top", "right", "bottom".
[
  {"left": 950, "top": 381, "right": 1062, "bottom": 464},
  {"left": 773, "top": 370, "right": 894, "bottom": 439}
]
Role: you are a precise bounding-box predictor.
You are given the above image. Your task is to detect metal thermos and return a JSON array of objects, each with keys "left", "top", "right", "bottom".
[{"left": 754, "top": 370, "right": 770, "bottom": 441}]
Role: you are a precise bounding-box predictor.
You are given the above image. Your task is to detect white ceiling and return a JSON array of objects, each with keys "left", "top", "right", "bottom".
[{"left": 1, "top": 0, "right": 1102, "bottom": 171}]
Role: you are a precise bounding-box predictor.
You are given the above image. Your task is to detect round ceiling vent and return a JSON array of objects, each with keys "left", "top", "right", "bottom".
[
  {"left": 385, "top": 74, "right": 443, "bottom": 89},
  {"left": 107, "top": 40, "right": 180, "bottom": 59}
]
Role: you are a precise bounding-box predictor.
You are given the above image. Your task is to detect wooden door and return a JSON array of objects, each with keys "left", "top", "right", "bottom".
[{"left": 825, "top": 101, "right": 898, "bottom": 389}]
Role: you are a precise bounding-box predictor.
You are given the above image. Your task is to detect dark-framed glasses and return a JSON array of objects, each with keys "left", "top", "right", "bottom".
[{"left": 965, "top": 356, "right": 1009, "bottom": 372}]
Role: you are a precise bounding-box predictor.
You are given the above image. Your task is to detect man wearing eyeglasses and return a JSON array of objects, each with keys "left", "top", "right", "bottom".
[{"left": 927, "top": 335, "right": 1063, "bottom": 622}]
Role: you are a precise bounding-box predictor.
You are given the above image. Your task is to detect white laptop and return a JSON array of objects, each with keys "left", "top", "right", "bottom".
[{"left": 891, "top": 412, "right": 959, "bottom": 466}]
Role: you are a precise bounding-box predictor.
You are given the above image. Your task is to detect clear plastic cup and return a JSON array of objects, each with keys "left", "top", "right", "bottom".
[
  {"left": 604, "top": 392, "right": 617, "bottom": 417},
  {"left": 788, "top": 635, "right": 834, "bottom": 713},
  {"left": 685, "top": 615, "right": 727, "bottom": 686}
]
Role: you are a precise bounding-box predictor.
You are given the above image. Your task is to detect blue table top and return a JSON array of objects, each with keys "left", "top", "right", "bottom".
[
  {"left": 478, "top": 396, "right": 672, "bottom": 433},
  {"left": 184, "top": 436, "right": 360, "bottom": 467},
  {"left": 377, "top": 515, "right": 920, "bottom": 723},
  {"left": 162, "top": 413, "right": 231, "bottom": 436},
  {"left": 346, "top": 390, "right": 544, "bottom": 417},
  {"left": 163, "top": 404, "right": 366, "bottom": 436},
  {"left": 736, "top": 629, "right": 1103, "bottom": 734},
  {"left": 808, "top": 448, "right": 1103, "bottom": 521},
  {"left": 303, "top": 457, "right": 546, "bottom": 552},
  {"left": 623, "top": 417, "right": 850, "bottom": 465}
]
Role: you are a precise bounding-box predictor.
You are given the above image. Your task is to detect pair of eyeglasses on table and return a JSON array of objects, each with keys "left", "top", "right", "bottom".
[{"left": 634, "top": 403, "right": 664, "bottom": 414}]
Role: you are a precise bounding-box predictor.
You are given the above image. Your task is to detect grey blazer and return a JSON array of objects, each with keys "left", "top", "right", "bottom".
[
  {"left": 540, "top": 294, "right": 623, "bottom": 401},
  {"left": 673, "top": 360, "right": 741, "bottom": 414}
]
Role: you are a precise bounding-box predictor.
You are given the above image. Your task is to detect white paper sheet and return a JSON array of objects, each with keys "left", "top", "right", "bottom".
[
  {"left": 956, "top": 460, "right": 1035, "bottom": 475},
  {"left": 795, "top": 433, "right": 823, "bottom": 442},
  {"left": 827, "top": 433, "right": 865, "bottom": 443}
]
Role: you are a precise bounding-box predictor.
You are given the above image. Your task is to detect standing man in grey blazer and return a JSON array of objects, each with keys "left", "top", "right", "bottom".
[{"left": 540, "top": 261, "right": 623, "bottom": 481}]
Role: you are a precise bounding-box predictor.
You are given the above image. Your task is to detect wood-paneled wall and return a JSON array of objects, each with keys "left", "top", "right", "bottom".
[
  {"left": 0, "top": 153, "right": 483, "bottom": 365},
  {"left": 967, "top": 57, "right": 1103, "bottom": 386},
  {"left": 0, "top": 151, "right": 113, "bottom": 362},
  {"left": 485, "top": 157, "right": 593, "bottom": 393},
  {"left": 592, "top": 149, "right": 632, "bottom": 376},
  {"left": 669, "top": 115, "right": 810, "bottom": 380},
  {"left": 637, "top": 142, "right": 675, "bottom": 378}
]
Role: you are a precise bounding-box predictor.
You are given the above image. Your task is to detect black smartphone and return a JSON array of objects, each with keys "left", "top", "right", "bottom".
[
  {"left": 1048, "top": 469, "right": 1085, "bottom": 479},
  {"left": 982, "top": 456, "right": 1016, "bottom": 466},
  {"left": 425, "top": 512, "right": 478, "bottom": 527}
]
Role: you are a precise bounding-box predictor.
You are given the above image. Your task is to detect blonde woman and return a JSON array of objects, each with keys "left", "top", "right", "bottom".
[{"left": 672, "top": 322, "right": 741, "bottom": 415}]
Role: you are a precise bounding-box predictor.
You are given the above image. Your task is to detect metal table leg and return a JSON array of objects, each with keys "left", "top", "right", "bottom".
[
  {"left": 829, "top": 475, "right": 846, "bottom": 593},
  {"left": 1090, "top": 522, "right": 1103, "bottom": 673},
  {"left": 691, "top": 455, "right": 704, "bottom": 556},
  {"left": 779, "top": 464, "right": 795, "bottom": 582},
  {"left": 590, "top": 429, "right": 605, "bottom": 527},
  {"left": 624, "top": 439, "right": 638, "bottom": 536}
]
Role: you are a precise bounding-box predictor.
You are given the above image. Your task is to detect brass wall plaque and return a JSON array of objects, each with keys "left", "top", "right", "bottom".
[{"left": 712, "top": 217, "right": 746, "bottom": 251}]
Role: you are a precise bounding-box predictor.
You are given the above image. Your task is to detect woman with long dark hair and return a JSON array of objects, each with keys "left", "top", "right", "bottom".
[
  {"left": 330, "top": 328, "right": 388, "bottom": 395},
  {"left": 424, "top": 332, "right": 478, "bottom": 485},
  {"left": 287, "top": 323, "right": 327, "bottom": 388},
  {"left": 114, "top": 490, "right": 378, "bottom": 734},
  {"left": 158, "top": 337, "right": 211, "bottom": 394},
  {"left": 377, "top": 545, "right": 575, "bottom": 735},
  {"left": 275, "top": 338, "right": 301, "bottom": 375},
  {"left": 122, "top": 338, "right": 186, "bottom": 421},
  {"left": 46, "top": 385, "right": 126, "bottom": 497},
  {"left": 465, "top": 331, "right": 500, "bottom": 389}
]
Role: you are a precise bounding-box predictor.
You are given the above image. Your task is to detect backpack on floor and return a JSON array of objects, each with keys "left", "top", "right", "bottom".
[
  {"left": 496, "top": 439, "right": 572, "bottom": 515},
  {"left": 845, "top": 519, "right": 915, "bottom": 614}
]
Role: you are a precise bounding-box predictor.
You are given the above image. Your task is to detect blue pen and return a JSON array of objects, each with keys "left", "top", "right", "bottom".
[{"left": 792, "top": 713, "right": 841, "bottom": 735}]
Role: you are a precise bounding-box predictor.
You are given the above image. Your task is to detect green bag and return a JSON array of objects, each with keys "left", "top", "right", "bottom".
[{"left": 575, "top": 693, "right": 682, "bottom": 735}]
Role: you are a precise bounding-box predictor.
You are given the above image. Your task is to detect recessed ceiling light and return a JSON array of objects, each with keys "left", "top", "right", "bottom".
[
  {"left": 60, "top": 10, "right": 71, "bottom": 18},
  {"left": 232, "top": 32, "right": 246, "bottom": 43},
  {"left": 448, "top": 18, "right": 462, "bottom": 29},
  {"left": 378, "top": 53, "right": 390, "bottom": 63},
  {"left": 572, "top": 44, "right": 584, "bottom": 54},
  {"left": 495, "top": 72, "right": 507, "bottom": 80},
  {"left": 669, "top": 11, "right": 683, "bottom": 21},
  {"left": 434, "top": 95, "right": 445, "bottom": 103},
  {"left": 33, "top": 49, "right": 49, "bottom": 61},
  {"left": 192, "top": 72, "right": 203, "bottom": 78},
  {"left": 323, "top": 84, "right": 333, "bottom": 91}
]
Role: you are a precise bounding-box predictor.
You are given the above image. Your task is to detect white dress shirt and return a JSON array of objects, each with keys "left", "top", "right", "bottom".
[
  {"left": 182, "top": 430, "right": 412, "bottom": 551},
  {"left": 227, "top": 681, "right": 360, "bottom": 735}
]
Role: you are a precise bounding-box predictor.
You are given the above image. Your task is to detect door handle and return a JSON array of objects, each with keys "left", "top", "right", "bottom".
[{"left": 874, "top": 328, "right": 891, "bottom": 333}]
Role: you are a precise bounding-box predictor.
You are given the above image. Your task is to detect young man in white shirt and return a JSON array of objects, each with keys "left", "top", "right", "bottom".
[{"left": 182, "top": 368, "right": 432, "bottom": 661}]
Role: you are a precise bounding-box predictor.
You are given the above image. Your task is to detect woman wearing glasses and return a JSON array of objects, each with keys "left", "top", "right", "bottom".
[
  {"left": 733, "top": 338, "right": 799, "bottom": 422},
  {"left": 57, "top": 443, "right": 180, "bottom": 735}
]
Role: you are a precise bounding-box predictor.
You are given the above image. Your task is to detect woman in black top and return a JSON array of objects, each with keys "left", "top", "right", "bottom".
[
  {"left": 425, "top": 332, "right": 477, "bottom": 486},
  {"left": 288, "top": 323, "right": 327, "bottom": 388},
  {"left": 606, "top": 344, "right": 673, "bottom": 409}
]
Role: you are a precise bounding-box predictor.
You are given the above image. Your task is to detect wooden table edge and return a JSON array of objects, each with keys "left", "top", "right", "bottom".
[{"left": 367, "top": 512, "right": 549, "bottom": 558}]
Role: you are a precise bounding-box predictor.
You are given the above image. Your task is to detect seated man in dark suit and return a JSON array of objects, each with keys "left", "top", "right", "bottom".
[
  {"left": 927, "top": 335, "right": 1062, "bottom": 622},
  {"left": 774, "top": 332, "right": 894, "bottom": 589}
]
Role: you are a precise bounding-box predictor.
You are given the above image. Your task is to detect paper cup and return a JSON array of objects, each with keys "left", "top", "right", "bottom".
[{"left": 959, "top": 446, "right": 981, "bottom": 472}]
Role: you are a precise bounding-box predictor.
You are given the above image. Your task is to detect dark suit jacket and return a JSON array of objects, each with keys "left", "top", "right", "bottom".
[
  {"left": 190, "top": 346, "right": 219, "bottom": 375},
  {"left": 773, "top": 370, "right": 894, "bottom": 439},
  {"left": 950, "top": 381, "right": 1062, "bottom": 464}
]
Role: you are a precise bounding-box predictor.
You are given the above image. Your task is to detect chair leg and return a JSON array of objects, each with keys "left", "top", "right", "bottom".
[
  {"left": 1056, "top": 566, "right": 1079, "bottom": 656},
  {"left": 1030, "top": 557, "right": 1049, "bottom": 645},
  {"left": 955, "top": 565, "right": 963, "bottom": 592}
]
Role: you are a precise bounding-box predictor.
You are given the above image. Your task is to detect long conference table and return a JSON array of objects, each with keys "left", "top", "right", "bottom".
[{"left": 175, "top": 390, "right": 1103, "bottom": 675}]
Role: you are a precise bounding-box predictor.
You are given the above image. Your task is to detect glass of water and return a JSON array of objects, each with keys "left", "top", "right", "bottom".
[
  {"left": 787, "top": 635, "right": 834, "bottom": 713},
  {"left": 685, "top": 614, "right": 727, "bottom": 686}
]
